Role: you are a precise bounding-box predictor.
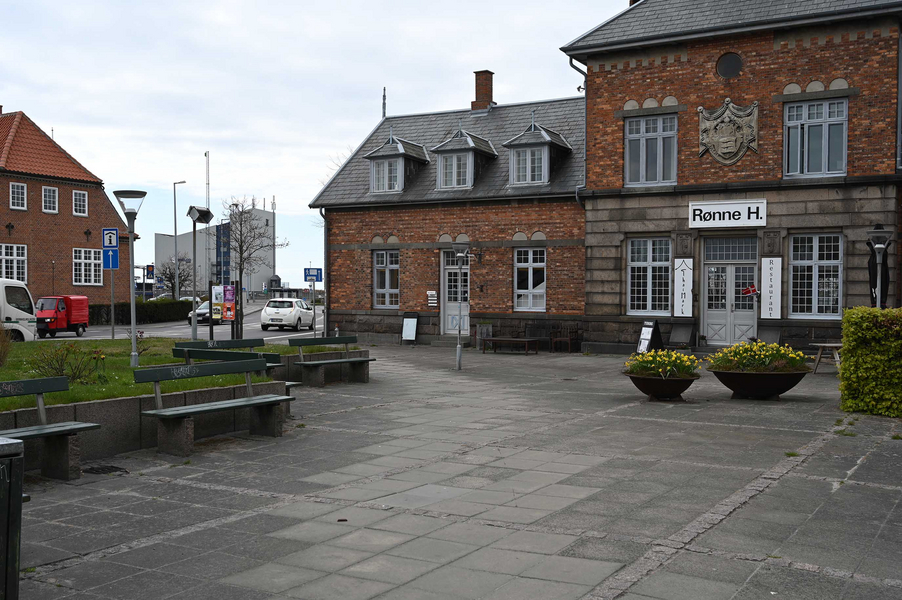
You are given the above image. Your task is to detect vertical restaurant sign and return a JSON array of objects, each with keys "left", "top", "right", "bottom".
[
  {"left": 761, "top": 257, "right": 781, "bottom": 319},
  {"left": 673, "top": 258, "right": 693, "bottom": 318}
]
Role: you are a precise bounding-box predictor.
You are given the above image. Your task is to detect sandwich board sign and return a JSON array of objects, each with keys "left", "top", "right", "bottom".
[{"left": 637, "top": 320, "right": 664, "bottom": 353}]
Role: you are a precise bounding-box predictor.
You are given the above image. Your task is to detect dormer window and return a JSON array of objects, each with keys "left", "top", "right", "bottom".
[
  {"left": 503, "top": 113, "right": 571, "bottom": 187},
  {"left": 373, "top": 159, "right": 400, "bottom": 192},
  {"left": 431, "top": 125, "right": 496, "bottom": 191},
  {"left": 441, "top": 153, "right": 471, "bottom": 188},
  {"left": 364, "top": 126, "right": 429, "bottom": 194},
  {"left": 513, "top": 148, "right": 546, "bottom": 184}
]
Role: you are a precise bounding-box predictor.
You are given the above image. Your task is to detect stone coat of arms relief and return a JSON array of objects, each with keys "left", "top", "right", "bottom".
[{"left": 698, "top": 98, "right": 759, "bottom": 165}]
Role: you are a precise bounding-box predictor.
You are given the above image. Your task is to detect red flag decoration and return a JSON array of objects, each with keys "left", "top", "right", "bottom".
[{"left": 741, "top": 284, "right": 758, "bottom": 296}]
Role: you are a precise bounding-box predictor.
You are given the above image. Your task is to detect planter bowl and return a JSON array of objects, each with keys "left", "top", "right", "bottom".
[
  {"left": 625, "top": 374, "right": 699, "bottom": 401},
  {"left": 708, "top": 370, "right": 808, "bottom": 400}
]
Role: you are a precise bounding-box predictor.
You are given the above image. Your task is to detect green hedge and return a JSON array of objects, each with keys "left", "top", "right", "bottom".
[
  {"left": 839, "top": 306, "right": 902, "bottom": 417},
  {"left": 89, "top": 300, "right": 193, "bottom": 326}
]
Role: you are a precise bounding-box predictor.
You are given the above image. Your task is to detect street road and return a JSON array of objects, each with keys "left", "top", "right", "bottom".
[{"left": 39, "top": 306, "right": 327, "bottom": 345}]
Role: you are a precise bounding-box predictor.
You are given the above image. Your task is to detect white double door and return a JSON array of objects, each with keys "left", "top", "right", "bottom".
[
  {"left": 442, "top": 250, "right": 469, "bottom": 335},
  {"left": 703, "top": 238, "right": 758, "bottom": 346}
]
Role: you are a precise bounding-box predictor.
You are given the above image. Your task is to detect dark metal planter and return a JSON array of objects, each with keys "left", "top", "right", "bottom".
[
  {"left": 625, "top": 374, "right": 699, "bottom": 401},
  {"left": 708, "top": 370, "right": 808, "bottom": 400}
]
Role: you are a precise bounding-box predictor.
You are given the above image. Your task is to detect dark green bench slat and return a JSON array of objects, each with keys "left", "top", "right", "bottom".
[
  {"left": 134, "top": 358, "right": 268, "bottom": 383},
  {"left": 172, "top": 348, "right": 281, "bottom": 365},
  {"left": 142, "top": 395, "right": 292, "bottom": 419},
  {"left": 174, "top": 339, "right": 265, "bottom": 349},
  {"left": 285, "top": 382, "right": 303, "bottom": 390},
  {"left": 289, "top": 336, "right": 357, "bottom": 347},
  {"left": 0, "top": 422, "right": 100, "bottom": 440},
  {"left": 295, "top": 358, "right": 376, "bottom": 367},
  {"left": 0, "top": 377, "right": 69, "bottom": 398}
]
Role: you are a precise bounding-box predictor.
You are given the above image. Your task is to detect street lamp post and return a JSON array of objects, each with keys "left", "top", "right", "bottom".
[
  {"left": 867, "top": 225, "right": 895, "bottom": 309},
  {"left": 452, "top": 242, "right": 470, "bottom": 371},
  {"left": 187, "top": 206, "right": 215, "bottom": 340},
  {"left": 113, "top": 190, "right": 147, "bottom": 367},
  {"left": 173, "top": 181, "right": 186, "bottom": 298}
]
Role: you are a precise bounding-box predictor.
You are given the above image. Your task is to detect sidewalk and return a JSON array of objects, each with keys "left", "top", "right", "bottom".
[{"left": 18, "top": 347, "right": 901, "bottom": 600}]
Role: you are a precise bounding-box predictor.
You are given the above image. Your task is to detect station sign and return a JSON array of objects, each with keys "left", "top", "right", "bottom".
[{"left": 689, "top": 199, "right": 766, "bottom": 229}]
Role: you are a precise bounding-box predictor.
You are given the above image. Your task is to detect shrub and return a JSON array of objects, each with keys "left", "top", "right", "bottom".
[
  {"left": 624, "top": 349, "right": 700, "bottom": 379},
  {"left": 0, "top": 328, "right": 11, "bottom": 368},
  {"left": 706, "top": 341, "right": 809, "bottom": 373},
  {"left": 89, "top": 300, "right": 193, "bottom": 326},
  {"left": 839, "top": 306, "right": 902, "bottom": 417},
  {"left": 28, "top": 343, "right": 104, "bottom": 384}
]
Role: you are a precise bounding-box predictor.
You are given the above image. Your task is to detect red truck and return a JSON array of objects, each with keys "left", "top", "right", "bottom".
[{"left": 35, "top": 295, "right": 89, "bottom": 338}]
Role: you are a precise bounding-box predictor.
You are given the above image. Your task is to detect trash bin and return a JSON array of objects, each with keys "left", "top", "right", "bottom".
[{"left": 0, "top": 436, "right": 24, "bottom": 600}]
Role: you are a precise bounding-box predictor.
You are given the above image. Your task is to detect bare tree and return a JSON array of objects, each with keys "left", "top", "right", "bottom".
[
  {"left": 156, "top": 253, "right": 193, "bottom": 299},
  {"left": 317, "top": 145, "right": 354, "bottom": 187},
  {"left": 224, "top": 196, "right": 289, "bottom": 337}
]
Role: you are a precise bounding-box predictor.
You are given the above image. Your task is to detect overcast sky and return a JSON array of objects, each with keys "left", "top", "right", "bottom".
[{"left": 1, "top": 0, "right": 621, "bottom": 291}]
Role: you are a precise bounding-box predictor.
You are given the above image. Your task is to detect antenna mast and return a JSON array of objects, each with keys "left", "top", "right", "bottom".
[{"left": 382, "top": 87, "right": 386, "bottom": 119}]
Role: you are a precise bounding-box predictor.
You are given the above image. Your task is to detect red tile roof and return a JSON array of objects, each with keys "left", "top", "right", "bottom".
[{"left": 0, "top": 111, "right": 102, "bottom": 183}]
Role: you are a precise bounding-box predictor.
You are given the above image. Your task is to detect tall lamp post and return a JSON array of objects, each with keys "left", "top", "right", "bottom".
[
  {"left": 867, "top": 225, "right": 895, "bottom": 309},
  {"left": 187, "top": 206, "right": 214, "bottom": 340},
  {"left": 113, "top": 190, "right": 147, "bottom": 367},
  {"left": 452, "top": 241, "right": 470, "bottom": 371},
  {"left": 173, "top": 181, "right": 186, "bottom": 298}
]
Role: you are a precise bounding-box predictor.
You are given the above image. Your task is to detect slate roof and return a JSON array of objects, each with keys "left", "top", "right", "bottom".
[
  {"left": 0, "top": 111, "right": 102, "bottom": 183},
  {"left": 363, "top": 133, "right": 430, "bottom": 163},
  {"left": 431, "top": 129, "right": 498, "bottom": 156},
  {"left": 311, "top": 97, "right": 584, "bottom": 208},
  {"left": 504, "top": 123, "right": 572, "bottom": 151},
  {"left": 562, "top": 0, "right": 902, "bottom": 57}
]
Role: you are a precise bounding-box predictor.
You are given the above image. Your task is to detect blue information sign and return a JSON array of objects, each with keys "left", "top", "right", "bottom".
[
  {"left": 102, "top": 228, "right": 119, "bottom": 249},
  {"left": 103, "top": 249, "right": 119, "bottom": 270},
  {"left": 304, "top": 267, "right": 323, "bottom": 283}
]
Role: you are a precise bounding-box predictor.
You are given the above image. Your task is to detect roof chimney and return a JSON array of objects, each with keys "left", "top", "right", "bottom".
[
  {"left": 471, "top": 70, "right": 495, "bottom": 111},
  {"left": 629, "top": 0, "right": 642, "bottom": 5}
]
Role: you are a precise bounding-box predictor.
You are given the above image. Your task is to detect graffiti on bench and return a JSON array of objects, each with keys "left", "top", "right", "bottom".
[{"left": 169, "top": 366, "right": 200, "bottom": 379}]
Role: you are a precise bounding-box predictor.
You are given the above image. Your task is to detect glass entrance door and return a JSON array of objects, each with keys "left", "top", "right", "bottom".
[
  {"left": 703, "top": 238, "right": 758, "bottom": 346},
  {"left": 442, "top": 251, "right": 469, "bottom": 335}
]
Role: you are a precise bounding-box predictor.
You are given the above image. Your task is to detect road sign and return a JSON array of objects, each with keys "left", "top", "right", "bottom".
[
  {"left": 304, "top": 267, "right": 322, "bottom": 283},
  {"left": 103, "top": 249, "right": 119, "bottom": 270},
  {"left": 146, "top": 265, "right": 154, "bottom": 279},
  {"left": 102, "top": 228, "right": 119, "bottom": 249},
  {"left": 156, "top": 276, "right": 164, "bottom": 289}
]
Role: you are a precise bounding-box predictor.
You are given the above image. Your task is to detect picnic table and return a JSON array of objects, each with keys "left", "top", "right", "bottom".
[
  {"left": 482, "top": 337, "right": 539, "bottom": 355},
  {"left": 812, "top": 342, "right": 842, "bottom": 373}
]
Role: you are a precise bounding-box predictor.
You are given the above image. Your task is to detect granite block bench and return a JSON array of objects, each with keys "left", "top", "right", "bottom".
[{"left": 289, "top": 336, "right": 375, "bottom": 388}]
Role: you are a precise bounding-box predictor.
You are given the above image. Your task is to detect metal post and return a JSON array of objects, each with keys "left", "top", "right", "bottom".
[
  {"left": 313, "top": 278, "right": 316, "bottom": 338},
  {"left": 126, "top": 212, "right": 139, "bottom": 367},
  {"left": 208, "top": 279, "right": 214, "bottom": 340},
  {"left": 173, "top": 182, "right": 180, "bottom": 299},
  {"left": 456, "top": 256, "right": 463, "bottom": 371},
  {"left": 110, "top": 266, "right": 115, "bottom": 340},
  {"left": 192, "top": 221, "right": 198, "bottom": 340},
  {"left": 877, "top": 249, "right": 884, "bottom": 309}
]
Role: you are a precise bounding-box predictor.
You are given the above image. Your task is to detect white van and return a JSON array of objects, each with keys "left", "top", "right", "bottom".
[{"left": 0, "top": 278, "right": 37, "bottom": 341}]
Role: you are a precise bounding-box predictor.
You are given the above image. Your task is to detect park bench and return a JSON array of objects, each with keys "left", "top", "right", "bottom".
[
  {"left": 482, "top": 337, "right": 539, "bottom": 354},
  {"left": 135, "top": 358, "right": 293, "bottom": 456},
  {"left": 289, "top": 336, "right": 375, "bottom": 388},
  {"left": 171, "top": 347, "right": 282, "bottom": 370},
  {"left": 525, "top": 324, "right": 554, "bottom": 352},
  {"left": 174, "top": 338, "right": 266, "bottom": 350},
  {"left": 552, "top": 323, "right": 580, "bottom": 353},
  {"left": 0, "top": 377, "right": 99, "bottom": 480}
]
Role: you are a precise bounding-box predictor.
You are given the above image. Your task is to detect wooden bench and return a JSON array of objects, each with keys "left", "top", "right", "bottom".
[
  {"left": 482, "top": 337, "right": 538, "bottom": 355},
  {"left": 812, "top": 342, "right": 842, "bottom": 373},
  {"left": 135, "top": 358, "right": 293, "bottom": 456},
  {"left": 172, "top": 347, "right": 282, "bottom": 370},
  {"left": 289, "top": 336, "right": 375, "bottom": 388},
  {"left": 552, "top": 323, "right": 580, "bottom": 353},
  {"left": 174, "top": 338, "right": 266, "bottom": 350},
  {"left": 0, "top": 377, "right": 100, "bottom": 480},
  {"left": 525, "top": 324, "right": 554, "bottom": 352}
]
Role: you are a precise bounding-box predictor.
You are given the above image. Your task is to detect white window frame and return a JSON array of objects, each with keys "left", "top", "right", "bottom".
[
  {"left": 627, "top": 238, "right": 672, "bottom": 316},
  {"left": 371, "top": 158, "right": 402, "bottom": 193},
  {"left": 9, "top": 182, "right": 26, "bottom": 211},
  {"left": 789, "top": 233, "right": 843, "bottom": 319},
  {"left": 373, "top": 250, "right": 400, "bottom": 308},
  {"left": 42, "top": 186, "right": 58, "bottom": 214},
  {"left": 438, "top": 152, "right": 472, "bottom": 189},
  {"left": 1, "top": 244, "right": 27, "bottom": 282},
  {"left": 73, "top": 190, "right": 88, "bottom": 216},
  {"left": 784, "top": 99, "right": 847, "bottom": 177},
  {"left": 510, "top": 146, "right": 548, "bottom": 185},
  {"left": 513, "top": 247, "right": 546, "bottom": 312},
  {"left": 624, "top": 115, "right": 678, "bottom": 186},
  {"left": 73, "top": 248, "right": 103, "bottom": 286}
]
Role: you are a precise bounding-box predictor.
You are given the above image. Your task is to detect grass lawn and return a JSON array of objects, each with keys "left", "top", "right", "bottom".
[{"left": 0, "top": 338, "right": 306, "bottom": 412}]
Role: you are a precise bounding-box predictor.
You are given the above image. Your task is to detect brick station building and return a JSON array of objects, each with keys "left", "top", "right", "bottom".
[
  {"left": 564, "top": 0, "right": 902, "bottom": 350},
  {"left": 0, "top": 107, "right": 130, "bottom": 303},
  {"left": 311, "top": 73, "right": 585, "bottom": 344}
]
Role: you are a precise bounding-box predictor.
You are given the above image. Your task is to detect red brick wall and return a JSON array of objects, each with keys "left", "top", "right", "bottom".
[
  {"left": 328, "top": 200, "right": 585, "bottom": 315},
  {"left": 0, "top": 174, "right": 131, "bottom": 303},
  {"left": 586, "top": 26, "right": 899, "bottom": 189}
]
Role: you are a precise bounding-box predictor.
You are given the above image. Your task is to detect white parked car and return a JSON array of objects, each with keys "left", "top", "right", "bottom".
[{"left": 261, "top": 299, "right": 314, "bottom": 331}]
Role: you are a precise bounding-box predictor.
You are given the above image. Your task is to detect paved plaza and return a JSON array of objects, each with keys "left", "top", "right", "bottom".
[{"left": 17, "top": 346, "right": 902, "bottom": 599}]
